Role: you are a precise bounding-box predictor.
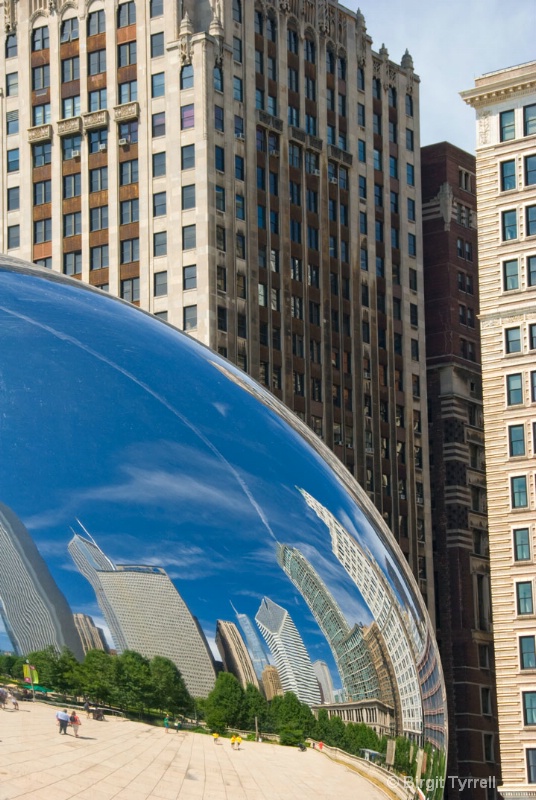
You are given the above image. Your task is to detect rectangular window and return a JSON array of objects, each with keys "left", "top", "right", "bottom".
[
  {"left": 63, "top": 211, "right": 82, "bottom": 237},
  {"left": 407, "top": 163, "right": 415, "bottom": 186},
  {"left": 183, "top": 265, "right": 196, "bottom": 290},
  {"left": 524, "top": 104, "right": 536, "bottom": 136},
  {"left": 152, "top": 72, "right": 165, "bottom": 98},
  {"left": 511, "top": 475, "right": 528, "bottom": 508},
  {"left": 61, "top": 56, "right": 80, "bottom": 83},
  {"left": 32, "top": 143, "right": 51, "bottom": 167},
  {"left": 502, "top": 209, "right": 517, "bottom": 240},
  {"left": 504, "top": 259, "right": 519, "bottom": 290},
  {"left": 120, "top": 239, "right": 139, "bottom": 264},
  {"left": 34, "top": 180, "right": 51, "bottom": 205},
  {"left": 521, "top": 636, "right": 536, "bottom": 669},
  {"left": 215, "top": 145, "right": 225, "bottom": 172},
  {"left": 524, "top": 692, "right": 536, "bottom": 726},
  {"left": 88, "top": 10, "right": 105, "bottom": 35},
  {"left": 63, "top": 251, "right": 82, "bottom": 276},
  {"left": 151, "top": 31, "right": 164, "bottom": 58},
  {"left": 7, "top": 186, "right": 19, "bottom": 210},
  {"left": 7, "top": 224, "right": 20, "bottom": 249},
  {"left": 408, "top": 233, "right": 417, "bottom": 256},
  {"left": 526, "top": 155, "right": 536, "bottom": 186},
  {"left": 153, "top": 232, "right": 167, "bottom": 257},
  {"left": 500, "top": 109, "right": 515, "bottom": 141},
  {"left": 181, "top": 104, "right": 194, "bottom": 130},
  {"left": 88, "top": 89, "right": 107, "bottom": 111},
  {"left": 154, "top": 271, "right": 167, "bottom": 297},
  {"left": 62, "top": 96, "right": 81, "bottom": 119},
  {"left": 507, "top": 373, "right": 523, "bottom": 405},
  {"left": 514, "top": 528, "right": 531, "bottom": 561},
  {"left": 528, "top": 205, "right": 536, "bottom": 237},
  {"left": 152, "top": 112, "right": 166, "bottom": 138},
  {"left": 6, "top": 72, "right": 18, "bottom": 96},
  {"left": 121, "top": 277, "right": 140, "bottom": 302},
  {"left": 518, "top": 581, "right": 535, "bottom": 614},
  {"left": 88, "top": 49, "right": 107, "bottom": 75},
  {"left": 506, "top": 326, "right": 522, "bottom": 353},
  {"left": 183, "top": 224, "right": 196, "bottom": 250},
  {"left": 509, "top": 424, "right": 526, "bottom": 456},
  {"left": 120, "top": 160, "right": 138, "bottom": 186},
  {"left": 90, "top": 206, "right": 108, "bottom": 231},
  {"left": 117, "top": 42, "right": 137, "bottom": 67},
  {"left": 34, "top": 218, "right": 52, "bottom": 243},
  {"left": 6, "top": 109, "right": 18, "bottom": 135},
  {"left": 501, "top": 159, "right": 516, "bottom": 191},
  {"left": 183, "top": 305, "right": 197, "bottom": 331},
  {"left": 181, "top": 145, "right": 194, "bottom": 170},
  {"left": 90, "top": 245, "right": 109, "bottom": 270},
  {"left": 32, "top": 26, "right": 50, "bottom": 52},
  {"left": 152, "top": 191, "right": 166, "bottom": 217}
]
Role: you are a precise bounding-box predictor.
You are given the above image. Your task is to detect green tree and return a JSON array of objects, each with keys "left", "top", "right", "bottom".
[
  {"left": 24, "top": 646, "right": 61, "bottom": 688},
  {"left": 79, "top": 649, "right": 115, "bottom": 705},
  {"left": 204, "top": 672, "right": 244, "bottom": 731},
  {"left": 268, "top": 692, "right": 316, "bottom": 737},
  {"left": 149, "top": 656, "right": 192, "bottom": 716},
  {"left": 55, "top": 648, "right": 80, "bottom": 694},
  {"left": 240, "top": 682, "right": 268, "bottom": 731},
  {"left": 314, "top": 708, "right": 331, "bottom": 742},
  {"left": 327, "top": 715, "right": 348, "bottom": 749},
  {"left": 112, "top": 650, "right": 152, "bottom": 714},
  {"left": 0, "top": 654, "right": 17, "bottom": 677}
]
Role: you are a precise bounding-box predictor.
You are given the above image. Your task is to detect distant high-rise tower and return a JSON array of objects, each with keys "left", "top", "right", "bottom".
[
  {"left": 255, "top": 596, "right": 320, "bottom": 706},
  {"left": 0, "top": 502, "right": 83, "bottom": 660},
  {"left": 73, "top": 612, "right": 108, "bottom": 654},
  {"left": 261, "top": 665, "right": 283, "bottom": 701},
  {"left": 277, "top": 543, "right": 380, "bottom": 702},
  {"left": 234, "top": 608, "right": 270, "bottom": 679},
  {"left": 313, "top": 660, "right": 335, "bottom": 704},
  {"left": 68, "top": 533, "right": 216, "bottom": 697},
  {"left": 215, "top": 620, "right": 260, "bottom": 690}
]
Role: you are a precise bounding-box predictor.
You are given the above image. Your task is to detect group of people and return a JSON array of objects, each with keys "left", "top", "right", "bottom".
[
  {"left": 163, "top": 716, "right": 182, "bottom": 733},
  {"left": 230, "top": 735, "right": 242, "bottom": 750},
  {"left": 83, "top": 700, "right": 104, "bottom": 720},
  {"left": 55, "top": 709, "right": 82, "bottom": 737},
  {"left": 0, "top": 688, "right": 19, "bottom": 710}
]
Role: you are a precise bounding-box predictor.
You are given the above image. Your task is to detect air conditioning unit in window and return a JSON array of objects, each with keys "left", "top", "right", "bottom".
[
  {"left": 71, "top": 150, "right": 80, "bottom": 158},
  {"left": 330, "top": 177, "right": 338, "bottom": 185},
  {"left": 270, "top": 150, "right": 280, "bottom": 157},
  {"left": 118, "top": 138, "right": 129, "bottom": 146},
  {"left": 312, "top": 168, "right": 321, "bottom": 176},
  {"left": 235, "top": 132, "right": 245, "bottom": 140},
  {"left": 98, "top": 143, "right": 107, "bottom": 152}
]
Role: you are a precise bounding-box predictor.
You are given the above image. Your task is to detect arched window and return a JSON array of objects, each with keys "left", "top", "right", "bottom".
[
  {"left": 266, "top": 16, "right": 277, "bottom": 42},
  {"left": 32, "top": 26, "right": 49, "bottom": 52},
  {"left": 232, "top": 0, "right": 242, "bottom": 23},
  {"left": 304, "top": 38, "right": 315, "bottom": 64},
  {"left": 213, "top": 66, "right": 223, "bottom": 92},
  {"left": 326, "top": 50, "right": 335, "bottom": 74},
  {"left": 254, "top": 10, "right": 263, "bottom": 35},
  {"left": 388, "top": 87, "right": 397, "bottom": 107},
  {"left": 180, "top": 64, "right": 194, "bottom": 90},
  {"left": 337, "top": 56, "right": 346, "bottom": 81}
]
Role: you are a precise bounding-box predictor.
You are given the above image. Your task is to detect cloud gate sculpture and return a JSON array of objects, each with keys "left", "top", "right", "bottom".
[{"left": 0, "top": 257, "right": 446, "bottom": 786}]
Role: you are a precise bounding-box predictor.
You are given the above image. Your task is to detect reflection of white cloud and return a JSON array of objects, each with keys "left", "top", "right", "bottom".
[{"left": 213, "top": 402, "right": 231, "bottom": 417}]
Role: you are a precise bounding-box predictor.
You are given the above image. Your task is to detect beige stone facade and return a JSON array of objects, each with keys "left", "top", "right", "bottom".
[
  {"left": 0, "top": 0, "right": 433, "bottom": 616},
  {"left": 462, "top": 62, "right": 536, "bottom": 799}
]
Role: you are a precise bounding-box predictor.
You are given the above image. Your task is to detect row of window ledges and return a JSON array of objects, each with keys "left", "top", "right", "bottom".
[{"left": 4, "top": 1, "right": 162, "bottom": 58}]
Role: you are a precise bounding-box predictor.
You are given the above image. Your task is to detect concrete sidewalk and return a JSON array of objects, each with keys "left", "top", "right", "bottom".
[{"left": 0, "top": 701, "right": 390, "bottom": 799}]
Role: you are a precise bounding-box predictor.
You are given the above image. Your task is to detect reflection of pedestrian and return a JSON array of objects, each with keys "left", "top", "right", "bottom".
[
  {"left": 164, "top": 716, "right": 170, "bottom": 733},
  {"left": 212, "top": 732, "right": 219, "bottom": 744},
  {"left": 56, "top": 709, "right": 70, "bottom": 735},
  {"left": 236, "top": 736, "right": 242, "bottom": 750},
  {"left": 84, "top": 700, "right": 91, "bottom": 718},
  {"left": 70, "top": 711, "right": 81, "bottom": 737},
  {"left": 318, "top": 741, "right": 324, "bottom": 751},
  {"left": 10, "top": 695, "right": 19, "bottom": 711},
  {"left": 231, "top": 735, "right": 236, "bottom": 749}
]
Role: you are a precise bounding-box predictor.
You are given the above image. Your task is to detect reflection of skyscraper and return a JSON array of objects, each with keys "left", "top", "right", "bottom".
[
  {"left": 363, "top": 622, "right": 402, "bottom": 735},
  {"left": 233, "top": 608, "right": 270, "bottom": 680},
  {"left": 313, "top": 660, "right": 335, "bottom": 704},
  {"left": 262, "top": 665, "right": 283, "bottom": 701},
  {"left": 215, "top": 620, "right": 259, "bottom": 690},
  {"left": 255, "top": 596, "right": 320, "bottom": 706},
  {"left": 0, "top": 503, "right": 84, "bottom": 660},
  {"left": 299, "top": 489, "right": 424, "bottom": 738},
  {"left": 277, "top": 543, "right": 380, "bottom": 702},
  {"left": 68, "top": 533, "right": 127, "bottom": 652},
  {"left": 73, "top": 612, "right": 108, "bottom": 654},
  {"left": 69, "top": 533, "right": 216, "bottom": 698}
]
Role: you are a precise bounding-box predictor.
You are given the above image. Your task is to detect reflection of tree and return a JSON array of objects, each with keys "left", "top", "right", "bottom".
[{"left": 277, "top": 543, "right": 381, "bottom": 703}]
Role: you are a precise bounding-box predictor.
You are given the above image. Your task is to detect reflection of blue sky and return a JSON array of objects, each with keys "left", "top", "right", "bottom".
[{"left": 0, "top": 266, "right": 427, "bottom": 684}]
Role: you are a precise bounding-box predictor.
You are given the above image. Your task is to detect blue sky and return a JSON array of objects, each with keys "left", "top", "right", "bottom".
[{"left": 346, "top": 0, "right": 535, "bottom": 153}]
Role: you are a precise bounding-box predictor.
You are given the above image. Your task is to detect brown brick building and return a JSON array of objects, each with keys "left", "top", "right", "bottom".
[{"left": 422, "top": 142, "right": 501, "bottom": 798}]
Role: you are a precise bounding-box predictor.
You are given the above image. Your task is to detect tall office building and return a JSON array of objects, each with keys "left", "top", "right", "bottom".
[
  {"left": 255, "top": 596, "right": 321, "bottom": 706},
  {"left": 69, "top": 533, "right": 217, "bottom": 697},
  {"left": 261, "top": 664, "right": 283, "bottom": 701},
  {"left": 215, "top": 619, "right": 260, "bottom": 690},
  {"left": 277, "top": 542, "right": 381, "bottom": 702},
  {"left": 73, "top": 612, "right": 108, "bottom": 654},
  {"left": 0, "top": 502, "right": 84, "bottom": 660},
  {"left": 461, "top": 62, "right": 536, "bottom": 800},
  {"left": 0, "top": 0, "right": 433, "bottom": 610},
  {"left": 421, "top": 141, "right": 500, "bottom": 796},
  {"left": 233, "top": 608, "right": 270, "bottom": 680},
  {"left": 313, "top": 659, "right": 335, "bottom": 704}
]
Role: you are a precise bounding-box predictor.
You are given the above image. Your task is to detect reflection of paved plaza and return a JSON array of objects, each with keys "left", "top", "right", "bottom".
[{"left": 0, "top": 701, "right": 390, "bottom": 799}]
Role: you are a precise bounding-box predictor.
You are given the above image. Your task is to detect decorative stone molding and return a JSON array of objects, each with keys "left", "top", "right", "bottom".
[
  {"left": 437, "top": 182, "right": 454, "bottom": 231},
  {"left": 178, "top": 12, "right": 194, "bottom": 65},
  {"left": 478, "top": 110, "right": 491, "bottom": 146},
  {"left": 113, "top": 102, "right": 139, "bottom": 123},
  {"left": 57, "top": 116, "right": 82, "bottom": 135},
  {"left": 28, "top": 124, "right": 52, "bottom": 143},
  {"left": 4, "top": 0, "right": 16, "bottom": 31},
  {"left": 82, "top": 110, "right": 109, "bottom": 131}
]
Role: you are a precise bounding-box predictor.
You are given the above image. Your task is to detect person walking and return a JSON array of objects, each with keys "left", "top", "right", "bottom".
[
  {"left": 83, "top": 700, "right": 91, "bottom": 718},
  {"left": 212, "top": 732, "right": 219, "bottom": 744},
  {"left": 9, "top": 695, "right": 19, "bottom": 711},
  {"left": 230, "top": 735, "right": 236, "bottom": 749},
  {"left": 164, "top": 716, "right": 170, "bottom": 733},
  {"left": 236, "top": 736, "right": 242, "bottom": 750},
  {"left": 56, "top": 708, "right": 70, "bottom": 735},
  {"left": 70, "top": 710, "right": 82, "bottom": 738}
]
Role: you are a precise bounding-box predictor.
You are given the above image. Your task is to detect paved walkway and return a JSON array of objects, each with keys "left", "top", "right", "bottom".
[{"left": 0, "top": 701, "right": 390, "bottom": 800}]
